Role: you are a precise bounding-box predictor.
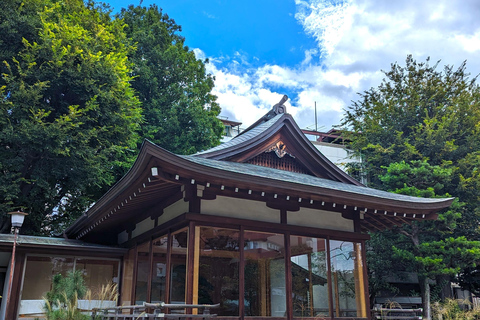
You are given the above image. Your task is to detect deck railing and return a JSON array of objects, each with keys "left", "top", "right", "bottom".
[
  {"left": 91, "top": 302, "right": 219, "bottom": 320},
  {"left": 372, "top": 307, "right": 423, "bottom": 320}
]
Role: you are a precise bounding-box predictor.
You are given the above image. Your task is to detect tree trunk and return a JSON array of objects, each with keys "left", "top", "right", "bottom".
[
  {"left": 436, "top": 274, "right": 453, "bottom": 301},
  {"left": 419, "top": 275, "right": 431, "bottom": 320}
]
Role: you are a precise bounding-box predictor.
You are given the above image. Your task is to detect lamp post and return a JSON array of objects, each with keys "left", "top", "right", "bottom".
[{"left": 6, "top": 211, "right": 27, "bottom": 317}]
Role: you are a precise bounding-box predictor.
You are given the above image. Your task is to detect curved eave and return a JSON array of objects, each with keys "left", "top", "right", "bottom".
[
  {"left": 174, "top": 155, "right": 454, "bottom": 214},
  {"left": 66, "top": 140, "right": 454, "bottom": 239},
  {"left": 64, "top": 140, "right": 161, "bottom": 236}
]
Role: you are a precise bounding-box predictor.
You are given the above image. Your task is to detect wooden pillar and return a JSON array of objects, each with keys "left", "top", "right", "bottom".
[
  {"left": 192, "top": 226, "right": 201, "bottom": 315},
  {"left": 284, "top": 231, "right": 293, "bottom": 320},
  {"left": 186, "top": 221, "right": 196, "bottom": 313},
  {"left": 239, "top": 226, "right": 245, "bottom": 320},
  {"left": 147, "top": 238, "right": 153, "bottom": 303},
  {"left": 165, "top": 231, "right": 172, "bottom": 304},
  {"left": 354, "top": 242, "right": 367, "bottom": 317},
  {"left": 5, "top": 251, "right": 25, "bottom": 320},
  {"left": 117, "top": 254, "right": 125, "bottom": 306},
  {"left": 326, "top": 239, "right": 335, "bottom": 318},
  {"left": 131, "top": 244, "right": 139, "bottom": 305},
  {"left": 361, "top": 240, "right": 372, "bottom": 319}
]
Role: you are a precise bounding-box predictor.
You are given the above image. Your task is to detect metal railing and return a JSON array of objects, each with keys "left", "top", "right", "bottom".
[
  {"left": 372, "top": 307, "right": 423, "bottom": 320},
  {"left": 92, "top": 302, "right": 219, "bottom": 320}
]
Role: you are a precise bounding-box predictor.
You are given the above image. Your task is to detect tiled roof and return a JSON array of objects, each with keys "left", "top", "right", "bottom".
[
  {"left": 181, "top": 155, "right": 450, "bottom": 204},
  {"left": 0, "top": 234, "right": 126, "bottom": 252},
  {"left": 195, "top": 113, "right": 284, "bottom": 155}
]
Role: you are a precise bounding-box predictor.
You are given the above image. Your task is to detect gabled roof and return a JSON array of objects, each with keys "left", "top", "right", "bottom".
[
  {"left": 196, "top": 102, "right": 362, "bottom": 185},
  {"left": 196, "top": 113, "right": 284, "bottom": 157}
]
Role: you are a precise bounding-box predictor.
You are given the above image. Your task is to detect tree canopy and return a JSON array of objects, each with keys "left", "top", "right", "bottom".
[
  {"left": 119, "top": 5, "right": 224, "bottom": 154},
  {"left": 342, "top": 55, "right": 480, "bottom": 318},
  {"left": 0, "top": 0, "right": 223, "bottom": 234}
]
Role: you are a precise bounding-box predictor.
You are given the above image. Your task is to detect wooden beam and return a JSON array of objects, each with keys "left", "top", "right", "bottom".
[
  {"left": 266, "top": 200, "right": 300, "bottom": 212},
  {"left": 366, "top": 214, "right": 392, "bottom": 230},
  {"left": 184, "top": 213, "right": 370, "bottom": 242},
  {"left": 361, "top": 218, "right": 383, "bottom": 232}
]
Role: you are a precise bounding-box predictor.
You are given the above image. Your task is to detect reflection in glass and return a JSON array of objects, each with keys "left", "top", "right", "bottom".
[
  {"left": 244, "top": 231, "right": 286, "bottom": 317},
  {"left": 76, "top": 259, "right": 119, "bottom": 295},
  {"left": 290, "top": 236, "right": 329, "bottom": 317},
  {"left": 198, "top": 227, "right": 239, "bottom": 316},
  {"left": 330, "top": 241, "right": 366, "bottom": 317},
  {"left": 151, "top": 235, "right": 168, "bottom": 303},
  {"left": 22, "top": 256, "right": 74, "bottom": 300},
  {"left": 135, "top": 242, "right": 150, "bottom": 304},
  {"left": 170, "top": 228, "right": 188, "bottom": 304}
]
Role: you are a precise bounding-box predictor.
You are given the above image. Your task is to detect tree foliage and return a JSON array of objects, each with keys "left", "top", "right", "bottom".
[
  {"left": 44, "top": 270, "right": 89, "bottom": 320},
  {"left": 1, "top": 1, "right": 223, "bottom": 235},
  {"left": 344, "top": 55, "right": 480, "bottom": 173},
  {"left": 342, "top": 55, "right": 480, "bottom": 316},
  {"left": 0, "top": 0, "right": 142, "bottom": 234},
  {"left": 119, "top": 5, "right": 224, "bottom": 154}
]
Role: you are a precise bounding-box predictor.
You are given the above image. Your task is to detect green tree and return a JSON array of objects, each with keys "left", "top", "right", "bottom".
[
  {"left": 344, "top": 56, "right": 480, "bottom": 182},
  {"left": 44, "top": 270, "right": 88, "bottom": 320},
  {"left": 377, "top": 161, "right": 480, "bottom": 319},
  {"left": 119, "top": 5, "right": 224, "bottom": 154},
  {"left": 342, "top": 56, "right": 480, "bottom": 319},
  {"left": 0, "top": 0, "right": 142, "bottom": 234}
]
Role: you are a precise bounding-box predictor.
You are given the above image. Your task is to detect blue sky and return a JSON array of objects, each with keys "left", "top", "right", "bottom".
[{"left": 105, "top": 0, "right": 480, "bottom": 131}]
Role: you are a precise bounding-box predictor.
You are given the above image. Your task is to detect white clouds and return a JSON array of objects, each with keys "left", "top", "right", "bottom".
[
  {"left": 455, "top": 32, "right": 480, "bottom": 53},
  {"left": 256, "top": 65, "right": 300, "bottom": 88},
  {"left": 295, "top": 0, "right": 354, "bottom": 56},
  {"left": 195, "top": 0, "right": 480, "bottom": 131},
  {"left": 199, "top": 55, "right": 294, "bottom": 126}
]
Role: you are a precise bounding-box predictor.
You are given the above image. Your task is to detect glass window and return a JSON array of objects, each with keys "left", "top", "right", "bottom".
[
  {"left": 290, "top": 236, "right": 329, "bottom": 317},
  {"left": 151, "top": 235, "right": 168, "bottom": 303},
  {"left": 75, "top": 259, "right": 119, "bottom": 295},
  {"left": 244, "top": 231, "right": 286, "bottom": 317},
  {"left": 330, "top": 241, "right": 366, "bottom": 318},
  {"left": 135, "top": 242, "right": 150, "bottom": 304},
  {"left": 20, "top": 255, "right": 119, "bottom": 317},
  {"left": 198, "top": 227, "right": 240, "bottom": 316},
  {"left": 21, "top": 256, "right": 74, "bottom": 300},
  {"left": 170, "top": 228, "right": 188, "bottom": 304}
]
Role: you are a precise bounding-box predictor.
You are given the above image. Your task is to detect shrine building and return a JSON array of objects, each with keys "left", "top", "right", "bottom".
[{"left": 0, "top": 97, "right": 453, "bottom": 319}]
